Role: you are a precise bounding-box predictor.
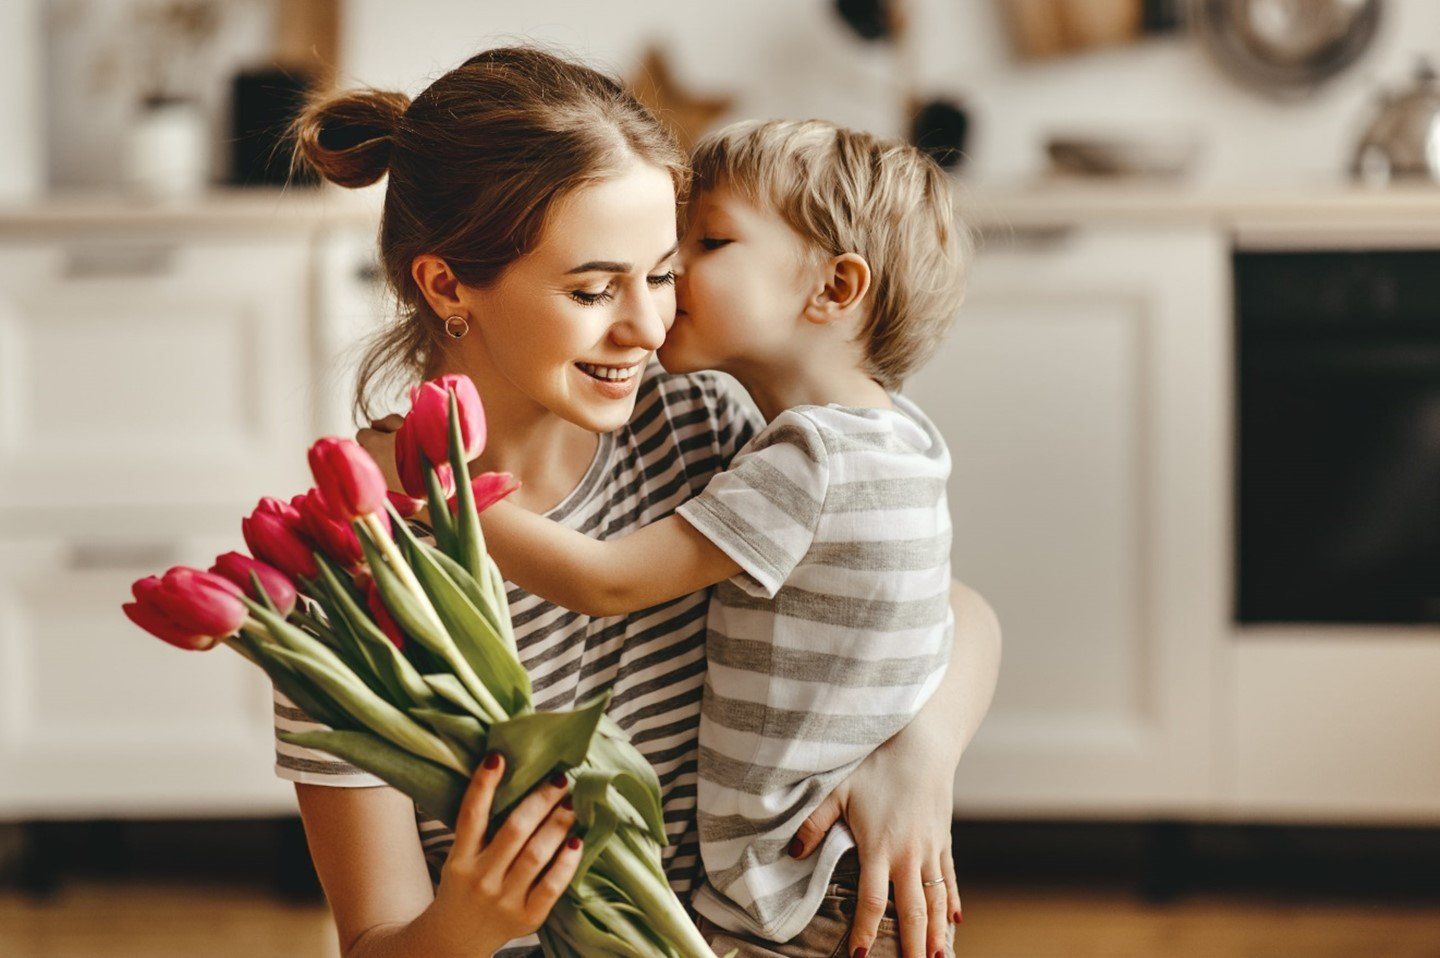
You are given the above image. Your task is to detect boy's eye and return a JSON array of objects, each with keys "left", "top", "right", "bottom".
[
  {"left": 698, "top": 237, "right": 731, "bottom": 251},
  {"left": 570, "top": 287, "right": 615, "bottom": 306},
  {"left": 647, "top": 271, "right": 676, "bottom": 288}
]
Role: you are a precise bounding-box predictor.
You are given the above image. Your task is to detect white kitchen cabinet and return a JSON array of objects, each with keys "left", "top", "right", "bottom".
[
  {"left": 0, "top": 236, "right": 314, "bottom": 514},
  {"left": 0, "top": 533, "right": 293, "bottom": 817},
  {"left": 0, "top": 224, "right": 330, "bottom": 820},
  {"left": 905, "top": 225, "right": 1230, "bottom": 816}
]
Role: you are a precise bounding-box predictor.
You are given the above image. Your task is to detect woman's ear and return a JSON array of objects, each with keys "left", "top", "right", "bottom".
[
  {"left": 802, "top": 253, "right": 871, "bottom": 325},
  {"left": 411, "top": 253, "right": 466, "bottom": 319}
]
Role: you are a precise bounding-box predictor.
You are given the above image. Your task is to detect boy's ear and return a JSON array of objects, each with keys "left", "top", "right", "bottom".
[
  {"left": 803, "top": 253, "right": 871, "bottom": 325},
  {"left": 412, "top": 253, "right": 466, "bottom": 319}
]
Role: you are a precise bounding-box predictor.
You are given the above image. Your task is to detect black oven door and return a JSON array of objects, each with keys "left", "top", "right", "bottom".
[{"left": 1237, "top": 249, "right": 1440, "bottom": 624}]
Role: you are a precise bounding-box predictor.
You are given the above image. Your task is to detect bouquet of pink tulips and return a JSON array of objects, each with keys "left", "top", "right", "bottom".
[{"left": 122, "top": 375, "right": 721, "bottom": 958}]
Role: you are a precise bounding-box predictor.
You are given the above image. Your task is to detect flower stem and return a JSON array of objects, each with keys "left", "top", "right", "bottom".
[{"left": 358, "top": 511, "right": 507, "bottom": 723}]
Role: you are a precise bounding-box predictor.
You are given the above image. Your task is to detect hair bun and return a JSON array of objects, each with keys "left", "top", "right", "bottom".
[{"left": 293, "top": 88, "right": 411, "bottom": 188}]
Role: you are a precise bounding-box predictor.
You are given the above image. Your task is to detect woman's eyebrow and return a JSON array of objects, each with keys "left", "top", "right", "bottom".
[{"left": 566, "top": 243, "right": 679, "bottom": 275}]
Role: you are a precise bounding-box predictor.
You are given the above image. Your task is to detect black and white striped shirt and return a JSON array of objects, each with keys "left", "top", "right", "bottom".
[{"left": 272, "top": 366, "right": 761, "bottom": 956}]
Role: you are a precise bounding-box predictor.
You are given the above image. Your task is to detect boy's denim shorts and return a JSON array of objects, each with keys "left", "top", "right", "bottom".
[{"left": 695, "top": 850, "right": 958, "bottom": 958}]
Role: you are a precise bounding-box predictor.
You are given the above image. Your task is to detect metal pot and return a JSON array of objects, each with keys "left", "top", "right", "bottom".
[
  {"left": 1189, "top": 0, "right": 1384, "bottom": 97},
  {"left": 1352, "top": 59, "right": 1440, "bottom": 184}
]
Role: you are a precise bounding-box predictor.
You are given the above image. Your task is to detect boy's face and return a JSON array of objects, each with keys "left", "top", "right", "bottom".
[{"left": 659, "top": 182, "right": 816, "bottom": 376}]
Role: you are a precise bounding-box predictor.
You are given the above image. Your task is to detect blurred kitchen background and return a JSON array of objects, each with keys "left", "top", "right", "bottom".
[{"left": 3, "top": 0, "right": 1440, "bottom": 955}]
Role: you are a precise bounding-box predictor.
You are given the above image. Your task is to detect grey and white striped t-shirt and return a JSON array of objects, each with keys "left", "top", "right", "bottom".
[
  {"left": 676, "top": 392, "right": 954, "bottom": 943},
  {"left": 272, "top": 366, "right": 761, "bottom": 958}
]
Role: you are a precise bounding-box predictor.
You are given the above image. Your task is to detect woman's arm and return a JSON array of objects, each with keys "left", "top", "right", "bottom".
[
  {"left": 294, "top": 754, "right": 583, "bottom": 958},
  {"left": 479, "top": 501, "right": 740, "bottom": 616},
  {"left": 789, "top": 578, "right": 1001, "bottom": 958}
]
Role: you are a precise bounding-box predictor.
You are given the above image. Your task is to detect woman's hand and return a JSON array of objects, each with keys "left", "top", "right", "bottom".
[
  {"left": 356, "top": 414, "right": 405, "bottom": 495},
  {"left": 426, "top": 753, "right": 584, "bottom": 957},
  {"left": 790, "top": 726, "right": 961, "bottom": 958}
]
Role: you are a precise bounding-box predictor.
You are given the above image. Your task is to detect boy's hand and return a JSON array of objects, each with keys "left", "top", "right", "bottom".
[{"left": 356, "top": 414, "right": 405, "bottom": 495}]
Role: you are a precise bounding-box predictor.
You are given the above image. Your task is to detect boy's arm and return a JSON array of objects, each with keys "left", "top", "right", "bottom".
[{"left": 479, "top": 500, "right": 741, "bottom": 617}]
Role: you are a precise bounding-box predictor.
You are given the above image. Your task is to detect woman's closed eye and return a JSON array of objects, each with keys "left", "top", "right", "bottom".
[
  {"left": 698, "top": 237, "right": 731, "bottom": 251},
  {"left": 570, "top": 271, "right": 674, "bottom": 306}
]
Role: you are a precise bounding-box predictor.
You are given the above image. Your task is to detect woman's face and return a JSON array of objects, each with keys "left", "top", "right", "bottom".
[{"left": 450, "top": 161, "right": 679, "bottom": 434}]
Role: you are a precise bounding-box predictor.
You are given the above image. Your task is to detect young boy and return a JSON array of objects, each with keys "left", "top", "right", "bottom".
[{"left": 478, "top": 118, "right": 970, "bottom": 954}]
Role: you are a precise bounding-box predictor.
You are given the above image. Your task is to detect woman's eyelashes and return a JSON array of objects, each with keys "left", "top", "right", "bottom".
[
  {"left": 698, "top": 237, "right": 731, "bottom": 251},
  {"left": 569, "top": 271, "right": 675, "bottom": 307}
]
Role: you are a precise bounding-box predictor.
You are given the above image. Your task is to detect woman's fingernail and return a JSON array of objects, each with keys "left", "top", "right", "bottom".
[
  {"left": 957, "top": 911, "right": 964, "bottom": 924},
  {"left": 787, "top": 838, "right": 803, "bottom": 858},
  {"left": 935, "top": 951, "right": 944, "bottom": 958},
  {"left": 851, "top": 949, "right": 867, "bottom": 958},
  {"left": 549, "top": 772, "right": 567, "bottom": 788},
  {"left": 560, "top": 795, "right": 573, "bottom": 810},
  {"left": 566, "top": 836, "right": 582, "bottom": 850},
  {"left": 482, "top": 751, "right": 500, "bottom": 770}
]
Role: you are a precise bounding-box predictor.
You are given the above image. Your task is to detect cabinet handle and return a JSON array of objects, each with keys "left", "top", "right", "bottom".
[
  {"left": 63, "top": 244, "right": 177, "bottom": 279},
  {"left": 67, "top": 540, "right": 180, "bottom": 570}
]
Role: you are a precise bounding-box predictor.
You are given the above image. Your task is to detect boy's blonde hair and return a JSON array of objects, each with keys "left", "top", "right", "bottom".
[{"left": 690, "top": 118, "right": 970, "bottom": 390}]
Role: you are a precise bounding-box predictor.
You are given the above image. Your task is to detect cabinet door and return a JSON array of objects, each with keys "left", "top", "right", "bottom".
[
  {"left": 0, "top": 237, "right": 312, "bottom": 513},
  {"left": 0, "top": 534, "right": 295, "bottom": 817},
  {"left": 904, "top": 226, "right": 1228, "bottom": 814}
]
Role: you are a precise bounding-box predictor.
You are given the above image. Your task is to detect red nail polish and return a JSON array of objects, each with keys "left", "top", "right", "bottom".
[
  {"left": 566, "top": 836, "right": 582, "bottom": 850},
  {"left": 851, "top": 949, "right": 867, "bottom": 958},
  {"left": 560, "top": 795, "right": 573, "bottom": 810},
  {"left": 787, "top": 838, "right": 803, "bottom": 858},
  {"left": 483, "top": 752, "right": 500, "bottom": 770},
  {"left": 549, "top": 772, "right": 567, "bottom": 788},
  {"left": 957, "top": 911, "right": 964, "bottom": 924},
  {"left": 935, "top": 951, "right": 944, "bottom": 958}
]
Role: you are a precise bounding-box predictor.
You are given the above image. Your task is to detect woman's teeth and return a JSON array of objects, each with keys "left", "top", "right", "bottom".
[{"left": 576, "top": 362, "right": 640, "bottom": 382}]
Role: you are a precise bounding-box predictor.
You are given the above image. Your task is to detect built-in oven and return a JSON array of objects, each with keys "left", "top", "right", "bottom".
[{"left": 1237, "top": 247, "right": 1440, "bottom": 624}]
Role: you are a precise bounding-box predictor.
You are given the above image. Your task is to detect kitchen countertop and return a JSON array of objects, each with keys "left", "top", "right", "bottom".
[{"left": 3, "top": 180, "right": 1440, "bottom": 242}]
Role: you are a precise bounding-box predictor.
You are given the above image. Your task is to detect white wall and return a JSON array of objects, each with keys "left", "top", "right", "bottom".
[{"left": 343, "top": 0, "right": 1440, "bottom": 185}]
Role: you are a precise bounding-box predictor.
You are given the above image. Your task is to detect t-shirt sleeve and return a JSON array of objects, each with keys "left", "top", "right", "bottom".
[{"left": 676, "top": 410, "right": 829, "bottom": 598}]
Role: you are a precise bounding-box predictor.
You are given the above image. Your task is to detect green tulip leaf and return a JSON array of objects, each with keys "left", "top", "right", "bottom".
[
  {"left": 238, "top": 632, "right": 349, "bottom": 730},
  {"left": 421, "top": 673, "right": 490, "bottom": 723},
  {"left": 488, "top": 692, "right": 610, "bottom": 812},
  {"left": 278, "top": 729, "right": 468, "bottom": 828},
  {"left": 313, "top": 552, "right": 442, "bottom": 710},
  {"left": 266, "top": 645, "right": 467, "bottom": 775},
  {"left": 410, "top": 707, "right": 486, "bottom": 761}
]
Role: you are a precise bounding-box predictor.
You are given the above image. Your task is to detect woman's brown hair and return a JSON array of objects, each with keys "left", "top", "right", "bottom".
[{"left": 292, "top": 47, "right": 687, "bottom": 423}]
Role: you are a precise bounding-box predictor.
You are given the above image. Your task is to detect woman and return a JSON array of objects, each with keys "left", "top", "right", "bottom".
[{"left": 276, "top": 47, "right": 1001, "bottom": 958}]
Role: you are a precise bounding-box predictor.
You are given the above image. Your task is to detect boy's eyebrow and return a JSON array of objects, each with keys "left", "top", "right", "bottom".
[{"left": 566, "top": 243, "right": 679, "bottom": 275}]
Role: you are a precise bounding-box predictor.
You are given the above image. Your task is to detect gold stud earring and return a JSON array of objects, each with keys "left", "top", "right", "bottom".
[{"left": 444, "top": 315, "right": 470, "bottom": 339}]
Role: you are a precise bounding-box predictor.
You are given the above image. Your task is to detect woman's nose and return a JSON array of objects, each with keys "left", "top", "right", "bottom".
[{"left": 613, "top": 288, "right": 668, "bottom": 351}]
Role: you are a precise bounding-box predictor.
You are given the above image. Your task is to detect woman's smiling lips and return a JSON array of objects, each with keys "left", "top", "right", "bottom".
[{"left": 574, "top": 359, "right": 645, "bottom": 399}]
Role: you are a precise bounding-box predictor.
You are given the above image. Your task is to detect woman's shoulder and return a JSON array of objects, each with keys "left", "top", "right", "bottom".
[
  {"left": 633, "top": 362, "right": 763, "bottom": 476},
  {"left": 637, "top": 363, "right": 760, "bottom": 432}
]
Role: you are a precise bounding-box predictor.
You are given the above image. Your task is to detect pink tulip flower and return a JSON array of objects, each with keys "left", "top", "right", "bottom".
[
  {"left": 395, "top": 418, "right": 456, "bottom": 500},
  {"left": 308, "top": 437, "right": 388, "bottom": 521},
  {"left": 386, "top": 489, "right": 426, "bottom": 518},
  {"left": 123, "top": 567, "right": 247, "bottom": 651},
  {"left": 209, "top": 552, "right": 297, "bottom": 618},
  {"left": 407, "top": 374, "right": 486, "bottom": 466},
  {"left": 242, "top": 497, "right": 319, "bottom": 580},
  {"left": 448, "top": 471, "right": 521, "bottom": 514},
  {"left": 294, "top": 489, "right": 392, "bottom": 571}
]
